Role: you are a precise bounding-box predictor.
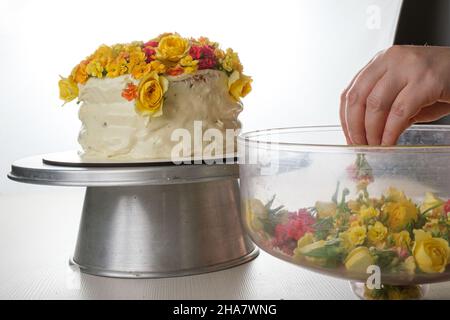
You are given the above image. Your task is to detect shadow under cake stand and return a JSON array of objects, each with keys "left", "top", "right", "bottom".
[{"left": 8, "top": 151, "right": 258, "bottom": 278}]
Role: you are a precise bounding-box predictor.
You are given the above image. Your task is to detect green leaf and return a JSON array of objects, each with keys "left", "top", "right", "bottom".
[
  {"left": 371, "top": 248, "right": 398, "bottom": 269},
  {"left": 313, "top": 217, "right": 334, "bottom": 240},
  {"left": 332, "top": 181, "right": 340, "bottom": 204},
  {"left": 268, "top": 205, "right": 285, "bottom": 215},
  {"left": 302, "top": 240, "right": 345, "bottom": 267},
  {"left": 264, "top": 195, "right": 276, "bottom": 211}
]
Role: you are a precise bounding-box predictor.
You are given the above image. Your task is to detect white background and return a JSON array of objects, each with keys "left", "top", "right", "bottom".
[{"left": 0, "top": 0, "right": 402, "bottom": 194}]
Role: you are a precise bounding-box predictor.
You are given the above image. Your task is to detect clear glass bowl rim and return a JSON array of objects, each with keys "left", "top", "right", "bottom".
[{"left": 238, "top": 124, "right": 450, "bottom": 152}]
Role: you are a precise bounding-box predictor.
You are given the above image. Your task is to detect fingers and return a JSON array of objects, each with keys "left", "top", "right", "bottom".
[
  {"left": 340, "top": 52, "right": 384, "bottom": 144},
  {"left": 341, "top": 45, "right": 450, "bottom": 146},
  {"left": 340, "top": 78, "right": 358, "bottom": 144},
  {"left": 345, "top": 61, "right": 386, "bottom": 145},
  {"left": 364, "top": 74, "right": 407, "bottom": 145},
  {"left": 381, "top": 85, "right": 438, "bottom": 145},
  {"left": 340, "top": 88, "right": 351, "bottom": 144},
  {"left": 412, "top": 102, "right": 450, "bottom": 123}
]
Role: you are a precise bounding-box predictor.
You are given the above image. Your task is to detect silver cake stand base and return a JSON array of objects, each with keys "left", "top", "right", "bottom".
[{"left": 8, "top": 152, "right": 258, "bottom": 278}]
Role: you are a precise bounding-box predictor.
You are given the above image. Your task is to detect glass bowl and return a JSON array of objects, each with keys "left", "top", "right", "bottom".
[{"left": 238, "top": 125, "right": 450, "bottom": 299}]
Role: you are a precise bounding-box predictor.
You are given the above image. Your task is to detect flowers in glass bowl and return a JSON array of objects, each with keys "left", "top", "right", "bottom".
[{"left": 245, "top": 155, "right": 450, "bottom": 278}]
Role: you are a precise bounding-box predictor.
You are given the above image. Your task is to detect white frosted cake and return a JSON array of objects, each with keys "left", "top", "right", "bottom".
[{"left": 58, "top": 33, "right": 252, "bottom": 160}]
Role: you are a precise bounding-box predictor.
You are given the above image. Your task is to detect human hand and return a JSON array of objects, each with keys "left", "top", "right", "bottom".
[{"left": 340, "top": 45, "right": 450, "bottom": 145}]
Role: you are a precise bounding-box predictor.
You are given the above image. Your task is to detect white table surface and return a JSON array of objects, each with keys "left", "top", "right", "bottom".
[{"left": 0, "top": 188, "right": 449, "bottom": 300}]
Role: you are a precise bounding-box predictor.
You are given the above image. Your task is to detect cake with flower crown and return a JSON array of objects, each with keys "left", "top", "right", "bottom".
[{"left": 58, "top": 33, "right": 252, "bottom": 160}]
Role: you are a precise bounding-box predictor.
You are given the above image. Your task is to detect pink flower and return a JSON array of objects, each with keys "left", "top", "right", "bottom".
[
  {"left": 397, "top": 248, "right": 409, "bottom": 259},
  {"left": 189, "top": 45, "right": 217, "bottom": 70},
  {"left": 189, "top": 45, "right": 203, "bottom": 60},
  {"left": 346, "top": 164, "right": 358, "bottom": 182},
  {"left": 271, "top": 209, "right": 316, "bottom": 255},
  {"left": 144, "top": 41, "right": 158, "bottom": 48},
  {"left": 444, "top": 200, "right": 450, "bottom": 214},
  {"left": 198, "top": 57, "right": 216, "bottom": 70},
  {"left": 143, "top": 47, "right": 156, "bottom": 63},
  {"left": 201, "top": 45, "right": 216, "bottom": 58}
]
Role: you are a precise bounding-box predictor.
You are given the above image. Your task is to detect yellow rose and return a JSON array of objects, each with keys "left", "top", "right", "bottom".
[
  {"left": 246, "top": 199, "right": 268, "bottom": 218},
  {"left": 413, "top": 229, "right": 449, "bottom": 273},
  {"left": 156, "top": 34, "right": 190, "bottom": 63},
  {"left": 359, "top": 206, "right": 379, "bottom": 221},
  {"left": 420, "top": 192, "right": 444, "bottom": 215},
  {"left": 228, "top": 70, "right": 252, "bottom": 100},
  {"left": 340, "top": 226, "right": 367, "bottom": 251},
  {"left": 152, "top": 32, "right": 174, "bottom": 42},
  {"left": 315, "top": 201, "right": 337, "bottom": 219},
  {"left": 383, "top": 200, "right": 418, "bottom": 232},
  {"left": 367, "top": 221, "right": 388, "bottom": 246},
  {"left": 392, "top": 230, "right": 411, "bottom": 249},
  {"left": 385, "top": 187, "right": 407, "bottom": 202},
  {"left": 245, "top": 199, "right": 267, "bottom": 233},
  {"left": 135, "top": 72, "right": 169, "bottom": 117},
  {"left": 345, "top": 246, "right": 374, "bottom": 273},
  {"left": 58, "top": 76, "right": 79, "bottom": 103}
]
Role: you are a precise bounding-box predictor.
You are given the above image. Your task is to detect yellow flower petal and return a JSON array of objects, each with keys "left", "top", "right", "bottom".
[
  {"left": 413, "top": 230, "right": 449, "bottom": 273},
  {"left": 58, "top": 76, "right": 79, "bottom": 103},
  {"left": 135, "top": 72, "right": 168, "bottom": 117},
  {"left": 156, "top": 34, "right": 190, "bottom": 63},
  {"left": 345, "top": 246, "right": 374, "bottom": 273}
]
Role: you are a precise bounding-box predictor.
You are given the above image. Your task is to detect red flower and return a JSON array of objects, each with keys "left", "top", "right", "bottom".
[
  {"left": 189, "top": 45, "right": 217, "bottom": 70},
  {"left": 271, "top": 209, "right": 316, "bottom": 255},
  {"left": 189, "top": 45, "right": 203, "bottom": 60},
  {"left": 144, "top": 41, "right": 158, "bottom": 48},
  {"left": 143, "top": 47, "right": 156, "bottom": 63},
  {"left": 167, "top": 65, "right": 184, "bottom": 76},
  {"left": 121, "top": 83, "right": 138, "bottom": 101},
  {"left": 198, "top": 57, "right": 216, "bottom": 70},
  {"left": 201, "top": 45, "right": 216, "bottom": 58},
  {"left": 444, "top": 200, "right": 450, "bottom": 214}
]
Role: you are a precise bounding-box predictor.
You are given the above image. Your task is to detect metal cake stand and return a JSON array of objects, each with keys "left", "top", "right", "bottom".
[{"left": 7, "top": 151, "right": 258, "bottom": 278}]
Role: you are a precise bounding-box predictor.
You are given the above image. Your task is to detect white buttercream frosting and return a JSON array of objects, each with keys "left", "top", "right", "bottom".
[{"left": 77, "top": 70, "right": 242, "bottom": 160}]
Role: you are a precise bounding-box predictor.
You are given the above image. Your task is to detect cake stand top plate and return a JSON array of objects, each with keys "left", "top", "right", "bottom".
[{"left": 8, "top": 151, "right": 238, "bottom": 187}]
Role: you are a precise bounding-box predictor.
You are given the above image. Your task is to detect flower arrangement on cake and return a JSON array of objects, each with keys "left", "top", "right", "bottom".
[
  {"left": 58, "top": 33, "right": 252, "bottom": 117},
  {"left": 245, "top": 155, "right": 450, "bottom": 283}
]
